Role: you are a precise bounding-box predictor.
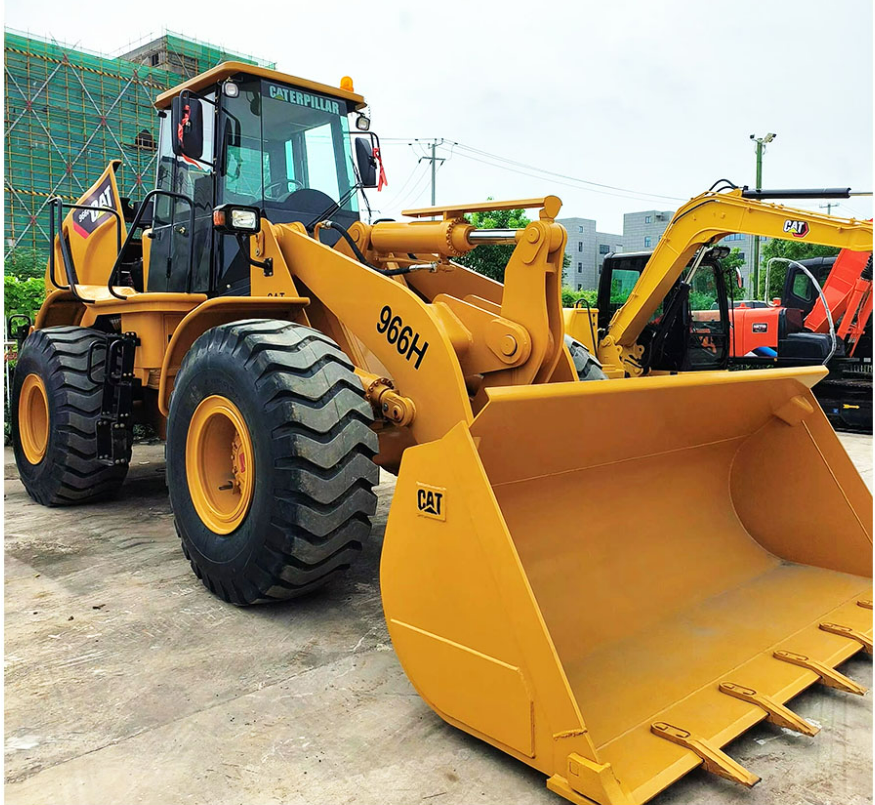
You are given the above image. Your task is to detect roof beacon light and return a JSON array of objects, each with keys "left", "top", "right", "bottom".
[{"left": 340, "top": 76, "right": 354, "bottom": 92}]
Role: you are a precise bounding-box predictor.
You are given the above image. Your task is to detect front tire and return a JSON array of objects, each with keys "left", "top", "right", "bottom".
[
  {"left": 166, "top": 320, "right": 379, "bottom": 605},
  {"left": 11, "top": 327, "right": 131, "bottom": 505}
]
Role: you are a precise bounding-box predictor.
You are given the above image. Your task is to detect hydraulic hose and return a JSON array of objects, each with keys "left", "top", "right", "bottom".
[{"left": 322, "top": 220, "right": 417, "bottom": 276}]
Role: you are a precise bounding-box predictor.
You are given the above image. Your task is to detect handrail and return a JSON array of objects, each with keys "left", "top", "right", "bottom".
[
  {"left": 106, "top": 189, "right": 195, "bottom": 299},
  {"left": 47, "top": 198, "right": 123, "bottom": 304}
]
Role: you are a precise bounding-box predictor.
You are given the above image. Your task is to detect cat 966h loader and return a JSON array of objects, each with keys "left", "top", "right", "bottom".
[{"left": 11, "top": 63, "right": 873, "bottom": 805}]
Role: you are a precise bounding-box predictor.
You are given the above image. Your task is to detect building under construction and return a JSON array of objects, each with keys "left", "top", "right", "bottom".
[{"left": 4, "top": 30, "right": 273, "bottom": 259}]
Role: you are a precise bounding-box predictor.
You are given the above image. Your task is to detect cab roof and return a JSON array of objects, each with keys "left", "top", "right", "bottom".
[{"left": 154, "top": 61, "right": 367, "bottom": 110}]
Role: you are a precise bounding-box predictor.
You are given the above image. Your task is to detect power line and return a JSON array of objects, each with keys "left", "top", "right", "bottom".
[
  {"left": 452, "top": 143, "right": 684, "bottom": 202},
  {"left": 380, "top": 137, "right": 685, "bottom": 204},
  {"left": 375, "top": 160, "right": 426, "bottom": 211},
  {"left": 451, "top": 149, "right": 682, "bottom": 205},
  {"left": 392, "top": 165, "right": 434, "bottom": 210}
]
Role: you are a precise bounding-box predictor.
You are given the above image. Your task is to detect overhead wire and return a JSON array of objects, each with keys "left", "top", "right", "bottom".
[
  {"left": 450, "top": 149, "right": 684, "bottom": 205},
  {"left": 380, "top": 137, "right": 685, "bottom": 204},
  {"left": 452, "top": 142, "right": 685, "bottom": 202}
]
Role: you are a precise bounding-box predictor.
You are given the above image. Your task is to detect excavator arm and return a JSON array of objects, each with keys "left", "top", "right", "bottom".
[{"left": 599, "top": 189, "right": 873, "bottom": 374}]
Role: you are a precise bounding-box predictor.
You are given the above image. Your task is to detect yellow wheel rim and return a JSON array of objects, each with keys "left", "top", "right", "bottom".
[
  {"left": 19, "top": 373, "right": 49, "bottom": 465},
  {"left": 186, "top": 395, "right": 255, "bottom": 535}
]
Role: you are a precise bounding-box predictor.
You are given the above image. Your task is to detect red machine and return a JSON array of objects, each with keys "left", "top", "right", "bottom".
[
  {"left": 727, "top": 249, "right": 872, "bottom": 432},
  {"left": 728, "top": 249, "right": 872, "bottom": 361}
]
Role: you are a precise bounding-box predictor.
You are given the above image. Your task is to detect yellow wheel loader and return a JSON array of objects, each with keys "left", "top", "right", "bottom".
[{"left": 10, "top": 63, "right": 873, "bottom": 805}]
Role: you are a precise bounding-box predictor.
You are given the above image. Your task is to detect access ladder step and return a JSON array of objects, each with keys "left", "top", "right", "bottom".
[{"left": 89, "top": 332, "right": 138, "bottom": 466}]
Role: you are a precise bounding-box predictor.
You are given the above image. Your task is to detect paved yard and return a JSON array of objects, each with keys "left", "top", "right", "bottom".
[{"left": 4, "top": 434, "right": 873, "bottom": 805}]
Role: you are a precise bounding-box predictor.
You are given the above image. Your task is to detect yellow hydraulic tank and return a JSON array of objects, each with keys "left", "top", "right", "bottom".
[{"left": 381, "top": 365, "right": 872, "bottom": 805}]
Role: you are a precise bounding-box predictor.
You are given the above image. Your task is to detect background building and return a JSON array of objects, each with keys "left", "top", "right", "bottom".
[
  {"left": 4, "top": 30, "right": 273, "bottom": 258},
  {"left": 558, "top": 216, "right": 624, "bottom": 290},
  {"left": 622, "top": 209, "right": 674, "bottom": 251}
]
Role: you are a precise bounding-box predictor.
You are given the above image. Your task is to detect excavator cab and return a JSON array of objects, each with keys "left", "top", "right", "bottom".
[{"left": 595, "top": 247, "right": 732, "bottom": 373}]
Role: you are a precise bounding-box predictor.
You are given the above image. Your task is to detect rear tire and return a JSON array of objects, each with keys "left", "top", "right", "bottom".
[
  {"left": 166, "top": 320, "right": 379, "bottom": 605},
  {"left": 11, "top": 327, "right": 131, "bottom": 506}
]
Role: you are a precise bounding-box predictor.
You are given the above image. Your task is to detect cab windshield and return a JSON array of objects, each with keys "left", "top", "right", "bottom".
[{"left": 219, "top": 77, "right": 359, "bottom": 224}]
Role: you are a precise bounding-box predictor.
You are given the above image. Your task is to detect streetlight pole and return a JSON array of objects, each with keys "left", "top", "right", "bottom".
[{"left": 750, "top": 132, "right": 776, "bottom": 296}]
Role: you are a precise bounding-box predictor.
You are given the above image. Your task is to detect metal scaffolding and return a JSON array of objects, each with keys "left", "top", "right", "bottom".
[{"left": 4, "top": 29, "right": 273, "bottom": 258}]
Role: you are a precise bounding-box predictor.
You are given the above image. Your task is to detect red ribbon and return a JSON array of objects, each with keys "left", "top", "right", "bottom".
[
  {"left": 177, "top": 104, "right": 191, "bottom": 147},
  {"left": 373, "top": 146, "right": 387, "bottom": 191}
]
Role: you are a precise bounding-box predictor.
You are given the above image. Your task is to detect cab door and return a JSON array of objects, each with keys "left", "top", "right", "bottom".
[{"left": 148, "top": 96, "right": 215, "bottom": 293}]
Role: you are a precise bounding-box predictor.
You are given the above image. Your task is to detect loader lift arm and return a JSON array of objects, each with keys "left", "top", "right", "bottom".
[
  {"left": 249, "top": 195, "right": 571, "bottom": 445},
  {"left": 599, "top": 188, "right": 873, "bottom": 374}
]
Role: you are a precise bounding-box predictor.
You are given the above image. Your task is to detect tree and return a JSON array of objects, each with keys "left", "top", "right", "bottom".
[
  {"left": 4, "top": 276, "right": 46, "bottom": 320},
  {"left": 717, "top": 246, "right": 747, "bottom": 297},
  {"left": 456, "top": 204, "right": 532, "bottom": 282},
  {"left": 722, "top": 247, "right": 745, "bottom": 273},
  {"left": 5, "top": 248, "right": 45, "bottom": 280},
  {"left": 5, "top": 248, "right": 47, "bottom": 324},
  {"left": 561, "top": 287, "right": 598, "bottom": 308},
  {"left": 758, "top": 239, "right": 839, "bottom": 300}
]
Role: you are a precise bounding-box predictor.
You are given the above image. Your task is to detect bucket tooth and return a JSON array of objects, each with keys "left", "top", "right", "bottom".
[
  {"left": 773, "top": 650, "right": 867, "bottom": 695},
  {"left": 718, "top": 682, "right": 819, "bottom": 736},
  {"left": 819, "top": 622, "right": 873, "bottom": 654},
  {"left": 857, "top": 598, "right": 873, "bottom": 610},
  {"left": 650, "top": 722, "right": 760, "bottom": 787}
]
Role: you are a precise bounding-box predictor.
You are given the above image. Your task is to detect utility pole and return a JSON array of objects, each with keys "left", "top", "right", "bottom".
[
  {"left": 750, "top": 133, "right": 776, "bottom": 296},
  {"left": 820, "top": 201, "right": 840, "bottom": 216},
  {"left": 417, "top": 138, "right": 446, "bottom": 209}
]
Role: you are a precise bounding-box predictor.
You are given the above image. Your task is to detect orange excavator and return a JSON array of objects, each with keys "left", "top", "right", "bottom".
[{"left": 728, "top": 249, "right": 872, "bottom": 431}]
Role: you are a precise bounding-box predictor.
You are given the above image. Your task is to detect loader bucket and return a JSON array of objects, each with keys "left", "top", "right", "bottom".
[{"left": 381, "top": 366, "right": 872, "bottom": 805}]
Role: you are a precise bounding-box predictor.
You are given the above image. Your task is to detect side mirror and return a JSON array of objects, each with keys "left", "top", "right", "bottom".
[
  {"left": 171, "top": 91, "right": 204, "bottom": 161},
  {"left": 355, "top": 137, "right": 378, "bottom": 188}
]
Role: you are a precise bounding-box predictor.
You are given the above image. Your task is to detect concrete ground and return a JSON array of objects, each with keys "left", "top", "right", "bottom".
[{"left": 4, "top": 435, "right": 873, "bottom": 805}]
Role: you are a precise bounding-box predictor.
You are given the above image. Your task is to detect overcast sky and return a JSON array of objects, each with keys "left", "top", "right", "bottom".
[{"left": 6, "top": 0, "right": 873, "bottom": 231}]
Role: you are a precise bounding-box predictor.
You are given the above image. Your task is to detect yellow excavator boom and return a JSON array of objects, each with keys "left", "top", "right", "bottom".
[{"left": 595, "top": 189, "right": 873, "bottom": 375}]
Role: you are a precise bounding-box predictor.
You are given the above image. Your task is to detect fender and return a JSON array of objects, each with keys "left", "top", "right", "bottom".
[{"left": 157, "top": 296, "right": 309, "bottom": 416}]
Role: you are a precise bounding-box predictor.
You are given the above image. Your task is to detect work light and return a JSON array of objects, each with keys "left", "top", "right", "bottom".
[{"left": 212, "top": 204, "right": 261, "bottom": 234}]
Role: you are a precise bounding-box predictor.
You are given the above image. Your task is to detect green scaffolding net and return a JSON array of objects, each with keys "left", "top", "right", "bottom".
[{"left": 4, "top": 29, "right": 274, "bottom": 259}]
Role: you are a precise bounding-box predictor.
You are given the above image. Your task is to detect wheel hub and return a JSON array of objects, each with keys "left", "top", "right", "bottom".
[
  {"left": 19, "top": 373, "right": 49, "bottom": 465},
  {"left": 186, "top": 396, "right": 255, "bottom": 535}
]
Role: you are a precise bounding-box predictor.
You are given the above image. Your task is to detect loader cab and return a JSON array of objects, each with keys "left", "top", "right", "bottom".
[
  {"left": 148, "top": 63, "right": 374, "bottom": 296},
  {"left": 597, "top": 249, "right": 732, "bottom": 373}
]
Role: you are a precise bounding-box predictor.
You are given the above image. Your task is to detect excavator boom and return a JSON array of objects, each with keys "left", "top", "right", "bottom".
[{"left": 598, "top": 189, "right": 873, "bottom": 375}]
